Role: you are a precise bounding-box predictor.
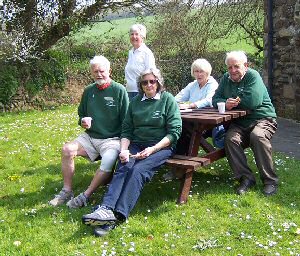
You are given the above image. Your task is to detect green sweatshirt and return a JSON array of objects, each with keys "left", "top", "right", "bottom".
[
  {"left": 78, "top": 81, "right": 129, "bottom": 139},
  {"left": 121, "top": 91, "right": 182, "bottom": 147},
  {"left": 212, "top": 68, "right": 276, "bottom": 127}
]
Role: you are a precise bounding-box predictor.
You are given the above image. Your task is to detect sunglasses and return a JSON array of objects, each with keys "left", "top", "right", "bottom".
[{"left": 140, "top": 79, "right": 157, "bottom": 86}]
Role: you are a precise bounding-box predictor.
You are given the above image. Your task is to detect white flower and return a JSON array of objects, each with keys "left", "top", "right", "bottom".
[{"left": 13, "top": 241, "right": 21, "bottom": 246}]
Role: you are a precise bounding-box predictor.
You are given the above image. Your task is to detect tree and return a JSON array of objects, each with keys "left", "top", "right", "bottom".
[
  {"left": 0, "top": 0, "right": 154, "bottom": 62},
  {"left": 148, "top": 0, "right": 264, "bottom": 92}
]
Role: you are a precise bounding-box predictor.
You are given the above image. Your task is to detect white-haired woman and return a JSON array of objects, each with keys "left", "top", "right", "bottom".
[
  {"left": 125, "top": 24, "right": 156, "bottom": 100},
  {"left": 175, "top": 58, "right": 219, "bottom": 109},
  {"left": 163, "top": 59, "right": 220, "bottom": 181},
  {"left": 82, "top": 68, "right": 182, "bottom": 236}
]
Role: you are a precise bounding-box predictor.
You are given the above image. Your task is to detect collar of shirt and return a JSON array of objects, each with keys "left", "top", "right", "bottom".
[
  {"left": 96, "top": 82, "right": 111, "bottom": 90},
  {"left": 141, "top": 92, "right": 161, "bottom": 101},
  {"left": 132, "top": 43, "right": 146, "bottom": 53}
]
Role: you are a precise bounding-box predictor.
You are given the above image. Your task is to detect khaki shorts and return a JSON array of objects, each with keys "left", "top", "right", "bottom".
[{"left": 75, "top": 132, "right": 120, "bottom": 171}]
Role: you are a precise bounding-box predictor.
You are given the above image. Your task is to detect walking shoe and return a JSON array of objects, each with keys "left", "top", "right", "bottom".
[
  {"left": 66, "top": 193, "right": 88, "bottom": 208},
  {"left": 236, "top": 178, "right": 256, "bottom": 195},
  {"left": 82, "top": 206, "right": 116, "bottom": 226},
  {"left": 263, "top": 184, "right": 278, "bottom": 196},
  {"left": 163, "top": 171, "right": 176, "bottom": 181},
  {"left": 49, "top": 189, "right": 74, "bottom": 206},
  {"left": 93, "top": 223, "right": 117, "bottom": 237}
]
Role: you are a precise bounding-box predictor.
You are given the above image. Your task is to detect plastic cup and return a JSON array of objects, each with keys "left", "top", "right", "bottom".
[
  {"left": 82, "top": 117, "right": 92, "bottom": 129},
  {"left": 217, "top": 102, "right": 226, "bottom": 114},
  {"left": 120, "top": 149, "right": 130, "bottom": 162}
]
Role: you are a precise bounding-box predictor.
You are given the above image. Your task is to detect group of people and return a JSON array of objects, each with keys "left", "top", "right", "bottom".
[{"left": 49, "top": 23, "right": 278, "bottom": 237}]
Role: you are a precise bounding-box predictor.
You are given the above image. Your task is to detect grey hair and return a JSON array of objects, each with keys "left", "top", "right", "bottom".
[
  {"left": 225, "top": 51, "right": 248, "bottom": 65},
  {"left": 137, "top": 68, "right": 165, "bottom": 94},
  {"left": 90, "top": 55, "right": 110, "bottom": 71},
  {"left": 129, "top": 24, "right": 147, "bottom": 39},
  {"left": 191, "top": 58, "right": 212, "bottom": 77}
]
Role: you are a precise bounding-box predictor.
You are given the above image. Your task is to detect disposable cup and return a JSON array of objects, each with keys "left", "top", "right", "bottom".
[
  {"left": 82, "top": 117, "right": 92, "bottom": 129},
  {"left": 120, "top": 149, "right": 130, "bottom": 162},
  {"left": 217, "top": 102, "right": 226, "bottom": 114}
]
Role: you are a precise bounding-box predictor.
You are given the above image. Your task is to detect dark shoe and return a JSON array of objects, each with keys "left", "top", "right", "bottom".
[
  {"left": 94, "top": 223, "right": 116, "bottom": 237},
  {"left": 236, "top": 178, "right": 256, "bottom": 195},
  {"left": 263, "top": 184, "right": 277, "bottom": 196}
]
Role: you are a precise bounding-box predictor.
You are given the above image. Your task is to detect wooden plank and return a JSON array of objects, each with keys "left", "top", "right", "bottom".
[
  {"left": 181, "top": 115, "right": 224, "bottom": 124},
  {"left": 165, "top": 159, "right": 203, "bottom": 169},
  {"left": 181, "top": 112, "right": 232, "bottom": 121},
  {"left": 171, "top": 155, "right": 211, "bottom": 166}
]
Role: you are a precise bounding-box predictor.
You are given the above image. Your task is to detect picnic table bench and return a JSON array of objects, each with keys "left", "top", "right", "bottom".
[{"left": 165, "top": 108, "right": 248, "bottom": 204}]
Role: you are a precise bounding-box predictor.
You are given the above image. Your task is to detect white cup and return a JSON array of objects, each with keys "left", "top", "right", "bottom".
[
  {"left": 82, "top": 117, "right": 93, "bottom": 129},
  {"left": 120, "top": 149, "right": 130, "bottom": 162},
  {"left": 217, "top": 102, "right": 226, "bottom": 114}
]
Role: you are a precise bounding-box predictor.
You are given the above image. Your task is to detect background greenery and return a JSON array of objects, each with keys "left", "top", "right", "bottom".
[
  {"left": 0, "top": 106, "right": 299, "bottom": 255},
  {"left": 0, "top": 0, "right": 263, "bottom": 110}
]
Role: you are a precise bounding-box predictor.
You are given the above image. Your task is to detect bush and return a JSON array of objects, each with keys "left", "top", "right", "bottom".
[{"left": 0, "top": 63, "right": 19, "bottom": 105}]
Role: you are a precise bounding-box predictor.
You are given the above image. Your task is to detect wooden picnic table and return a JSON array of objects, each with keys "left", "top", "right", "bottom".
[{"left": 166, "top": 107, "right": 248, "bottom": 204}]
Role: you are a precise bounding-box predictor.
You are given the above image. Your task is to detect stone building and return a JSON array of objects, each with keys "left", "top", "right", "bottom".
[{"left": 264, "top": 0, "right": 300, "bottom": 121}]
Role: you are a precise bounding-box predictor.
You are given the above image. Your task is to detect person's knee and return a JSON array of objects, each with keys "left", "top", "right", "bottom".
[
  {"left": 62, "top": 142, "right": 77, "bottom": 158},
  {"left": 250, "top": 131, "right": 267, "bottom": 144},
  {"left": 100, "top": 149, "right": 119, "bottom": 171}
]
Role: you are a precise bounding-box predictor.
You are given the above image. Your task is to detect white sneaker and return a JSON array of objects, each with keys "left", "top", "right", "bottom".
[
  {"left": 82, "top": 206, "right": 117, "bottom": 226},
  {"left": 49, "top": 189, "right": 73, "bottom": 206},
  {"left": 66, "top": 193, "right": 88, "bottom": 208}
]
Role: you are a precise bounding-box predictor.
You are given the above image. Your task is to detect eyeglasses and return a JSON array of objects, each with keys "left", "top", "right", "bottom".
[{"left": 140, "top": 79, "right": 157, "bottom": 86}]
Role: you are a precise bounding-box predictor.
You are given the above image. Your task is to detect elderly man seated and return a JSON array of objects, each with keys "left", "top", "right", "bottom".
[
  {"left": 49, "top": 55, "right": 129, "bottom": 208},
  {"left": 212, "top": 50, "right": 278, "bottom": 196}
]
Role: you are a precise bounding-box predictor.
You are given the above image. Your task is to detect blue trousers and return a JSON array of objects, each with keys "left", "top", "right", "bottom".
[{"left": 102, "top": 143, "right": 174, "bottom": 218}]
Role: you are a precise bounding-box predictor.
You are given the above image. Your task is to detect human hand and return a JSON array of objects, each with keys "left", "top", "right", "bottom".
[
  {"left": 119, "top": 150, "right": 130, "bottom": 163},
  {"left": 226, "top": 98, "right": 240, "bottom": 110},
  {"left": 134, "top": 146, "right": 157, "bottom": 159},
  {"left": 179, "top": 103, "right": 190, "bottom": 110}
]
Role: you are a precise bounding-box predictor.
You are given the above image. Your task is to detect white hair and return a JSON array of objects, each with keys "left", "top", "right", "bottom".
[
  {"left": 225, "top": 51, "right": 248, "bottom": 65},
  {"left": 191, "top": 58, "right": 212, "bottom": 77},
  {"left": 129, "top": 24, "right": 147, "bottom": 39},
  {"left": 90, "top": 55, "right": 110, "bottom": 70}
]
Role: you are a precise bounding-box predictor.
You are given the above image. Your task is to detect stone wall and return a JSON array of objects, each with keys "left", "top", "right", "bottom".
[{"left": 264, "top": 0, "right": 300, "bottom": 121}]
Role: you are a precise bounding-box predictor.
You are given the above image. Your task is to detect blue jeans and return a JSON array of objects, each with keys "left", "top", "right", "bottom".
[{"left": 101, "top": 143, "right": 174, "bottom": 218}]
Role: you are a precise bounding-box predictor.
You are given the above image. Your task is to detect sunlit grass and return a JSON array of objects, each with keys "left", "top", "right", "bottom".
[
  {"left": 69, "top": 15, "right": 257, "bottom": 54},
  {"left": 0, "top": 106, "right": 299, "bottom": 255}
]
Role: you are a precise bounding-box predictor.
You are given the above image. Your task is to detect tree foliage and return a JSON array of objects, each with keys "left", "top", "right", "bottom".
[
  {"left": 0, "top": 0, "right": 153, "bottom": 61},
  {"left": 149, "top": 0, "right": 264, "bottom": 92}
]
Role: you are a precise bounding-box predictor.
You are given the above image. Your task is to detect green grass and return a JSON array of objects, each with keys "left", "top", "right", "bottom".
[
  {"left": 70, "top": 16, "right": 153, "bottom": 45},
  {"left": 69, "top": 15, "right": 257, "bottom": 54},
  {"left": 1, "top": 106, "right": 299, "bottom": 255}
]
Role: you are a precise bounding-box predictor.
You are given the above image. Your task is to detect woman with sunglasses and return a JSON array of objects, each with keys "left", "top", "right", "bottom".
[{"left": 82, "top": 68, "right": 182, "bottom": 236}]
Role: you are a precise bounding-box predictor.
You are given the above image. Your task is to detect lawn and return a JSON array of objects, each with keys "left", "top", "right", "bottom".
[
  {"left": 0, "top": 105, "right": 299, "bottom": 255},
  {"left": 69, "top": 15, "right": 257, "bottom": 55}
]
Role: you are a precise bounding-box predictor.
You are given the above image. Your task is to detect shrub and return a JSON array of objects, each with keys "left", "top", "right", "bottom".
[{"left": 0, "top": 63, "right": 19, "bottom": 105}]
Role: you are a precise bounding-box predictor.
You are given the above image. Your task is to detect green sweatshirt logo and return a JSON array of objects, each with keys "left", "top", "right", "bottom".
[
  {"left": 104, "top": 97, "right": 116, "bottom": 107},
  {"left": 152, "top": 111, "right": 162, "bottom": 119}
]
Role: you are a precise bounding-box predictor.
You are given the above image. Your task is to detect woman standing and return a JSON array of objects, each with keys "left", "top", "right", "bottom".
[
  {"left": 125, "top": 24, "right": 156, "bottom": 100},
  {"left": 82, "top": 68, "right": 182, "bottom": 236}
]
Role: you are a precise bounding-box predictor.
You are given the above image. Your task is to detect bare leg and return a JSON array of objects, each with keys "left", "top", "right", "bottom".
[
  {"left": 83, "top": 169, "right": 113, "bottom": 197},
  {"left": 61, "top": 141, "right": 88, "bottom": 191}
]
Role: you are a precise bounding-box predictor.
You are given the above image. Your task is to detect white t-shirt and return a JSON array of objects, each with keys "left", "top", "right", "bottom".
[{"left": 125, "top": 43, "right": 156, "bottom": 93}]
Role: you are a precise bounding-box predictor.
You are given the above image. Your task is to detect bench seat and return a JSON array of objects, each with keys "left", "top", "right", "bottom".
[{"left": 165, "top": 154, "right": 211, "bottom": 204}]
